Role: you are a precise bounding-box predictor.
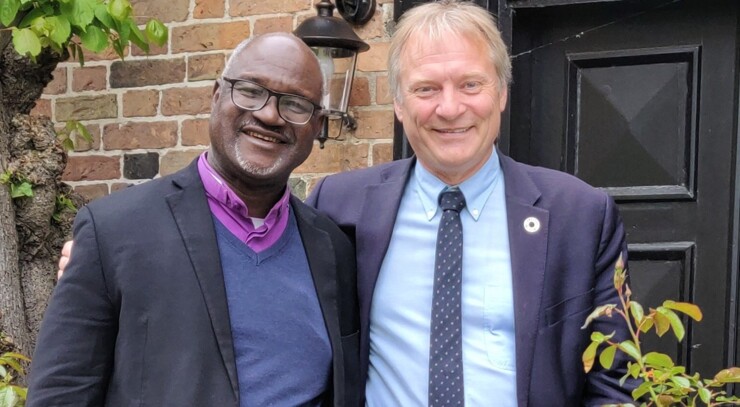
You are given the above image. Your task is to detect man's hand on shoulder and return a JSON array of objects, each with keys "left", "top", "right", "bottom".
[{"left": 57, "top": 240, "right": 73, "bottom": 280}]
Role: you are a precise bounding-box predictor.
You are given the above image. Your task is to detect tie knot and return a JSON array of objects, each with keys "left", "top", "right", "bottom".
[{"left": 439, "top": 188, "right": 466, "bottom": 213}]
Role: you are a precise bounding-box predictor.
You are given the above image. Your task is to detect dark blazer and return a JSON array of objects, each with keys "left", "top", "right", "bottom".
[
  {"left": 27, "top": 160, "right": 360, "bottom": 407},
  {"left": 306, "top": 151, "right": 634, "bottom": 407}
]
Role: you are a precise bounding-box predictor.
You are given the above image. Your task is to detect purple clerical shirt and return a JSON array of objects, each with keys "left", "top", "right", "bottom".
[{"left": 197, "top": 152, "right": 290, "bottom": 253}]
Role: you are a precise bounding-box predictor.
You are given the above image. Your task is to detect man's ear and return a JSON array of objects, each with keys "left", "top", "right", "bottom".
[
  {"left": 393, "top": 99, "right": 404, "bottom": 123},
  {"left": 211, "top": 79, "right": 222, "bottom": 107}
]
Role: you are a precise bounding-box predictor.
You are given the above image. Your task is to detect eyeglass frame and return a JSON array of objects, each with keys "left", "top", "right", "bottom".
[{"left": 220, "top": 77, "right": 325, "bottom": 125}]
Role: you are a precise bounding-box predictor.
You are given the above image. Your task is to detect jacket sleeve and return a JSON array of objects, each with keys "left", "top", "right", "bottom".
[
  {"left": 583, "top": 195, "right": 639, "bottom": 405},
  {"left": 27, "top": 206, "right": 117, "bottom": 406}
]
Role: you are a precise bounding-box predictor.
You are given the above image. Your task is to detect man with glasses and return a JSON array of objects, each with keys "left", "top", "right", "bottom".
[{"left": 27, "top": 33, "right": 360, "bottom": 407}]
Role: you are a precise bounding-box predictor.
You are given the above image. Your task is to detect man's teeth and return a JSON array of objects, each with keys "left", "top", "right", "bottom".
[
  {"left": 246, "top": 131, "right": 281, "bottom": 143},
  {"left": 440, "top": 127, "right": 469, "bottom": 133}
]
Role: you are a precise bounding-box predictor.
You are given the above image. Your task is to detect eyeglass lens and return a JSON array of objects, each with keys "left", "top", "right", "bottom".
[{"left": 230, "top": 80, "right": 315, "bottom": 125}]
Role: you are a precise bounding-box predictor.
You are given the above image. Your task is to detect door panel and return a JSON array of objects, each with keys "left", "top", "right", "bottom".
[{"left": 508, "top": 0, "right": 739, "bottom": 377}]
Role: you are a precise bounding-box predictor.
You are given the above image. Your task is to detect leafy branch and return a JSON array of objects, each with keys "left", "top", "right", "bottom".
[
  {"left": 1, "top": 0, "right": 167, "bottom": 63},
  {"left": 582, "top": 255, "right": 740, "bottom": 407},
  {"left": 0, "top": 350, "right": 30, "bottom": 407}
]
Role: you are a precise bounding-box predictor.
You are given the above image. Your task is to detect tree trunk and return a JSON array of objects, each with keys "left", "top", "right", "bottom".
[{"left": 0, "top": 43, "right": 81, "bottom": 357}]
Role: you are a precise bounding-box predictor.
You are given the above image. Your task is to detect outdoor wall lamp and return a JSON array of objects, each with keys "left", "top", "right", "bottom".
[{"left": 294, "top": 0, "right": 373, "bottom": 148}]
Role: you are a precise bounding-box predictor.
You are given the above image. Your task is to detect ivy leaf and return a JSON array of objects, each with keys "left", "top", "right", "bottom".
[
  {"left": 145, "top": 18, "right": 167, "bottom": 46},
  {"left": 698, "top": 387, "right": 712, "bottom": 404},
  {"left": 0, "top": 386, "right": 19, "bottom": 407},
  {"left": 74, "top": 121, "right": 93, "bottom": 143},
  {"left": 631, "top": 382, "right": 653, "bottom": 400},
  {"left": 60, "top": 0, "right": 97, "bottom": 29},
  {"left": 47, "top": 15, "right": 72, "bottom": 47},
  {"left": 714, "top": 367, "right": 740, "bottom": 383},
  {"left": 16, "top": 6, "right": 44, "bottom": 28},
  {"left": 0, "top": 0, "right": 20, "bottom": 27},
  {"left": 12, "top": 27, "right": 42, "bottom": 58},
  {"left": 127, "top": 19, "right": 149, "bottom": 53},
  {"left": 107, "top": 0, "right": 132, "bottom": 22},
  {"left": 79, "top": 24, "right": 108, "bottom": 53},
  {"left": 663, "top": 300, "right": 703, "bottom": 322}
]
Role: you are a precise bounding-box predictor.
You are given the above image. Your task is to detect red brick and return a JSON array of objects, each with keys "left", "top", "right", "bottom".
[
  {"left": 182, "top": 119, "right": 211, "bottom": 146},
  {"left": 195, "top": 0, "right": 225, "bottom": 18},
  {"left": 81, "top": 46, "right": 126, "bottom": 62},
  {"left": 131, "top": 41, "right": 168, "bottom": 57},
  {"left": 172, "top": 21, "right": 251, "bottom": 53},
  {"left": 72, "top": 124, "right": 102, "bottom": 152},
  {"left": 349, "top": 76, "right": 370, "bottom": 106},
  {"left": 188, "top": 54, "right": 225, "bottom": 82},
  {"left": 161, "top": 149, "right": 205, "bottom": 175},
  {"left": 74, "top": 184, "right": 109, "bottom": 201},
  {"left": 56, "top": 95, "right": 117, "bottom": 121},
  {"left": 354, "top": 9, "right": 385, "bottom": 40},
  {"left": 352, "top": 109, "right": 394, "bottom": 139},
  {"left": 162, "top": 86, "right": 212, "bottom": 115},
  {"left": 230, "top": 0, "right": 307, "bottom": 16},
  {"left": 110, "top": 59, "right": 186, "bottom": 88},
  {"left": 63, "top": 155, "right": 121, "bottom": 181},
  {"left": 372, "top": 142, "right": 393, "bottom": 165},
  {"left": 253, "top": 17, "right": 292, "bottom": 35},
  {"left": 376, "top": 75, "right": 393, "bottom": 104},
  {"left": 44, "top": 68, "right": 67, "bottom": 95},
  {"left": 72, "top": 66, "right": 107, "bottom": 92},
  {"left": 30, "top": 99, "right": 51, "bottom": 117},
  {"left": 131, "top": 0, "right": 189, "bottom": 23},
  {"left": 123, "top": 90, "right": 160, "bottom": 117},
  {"left": 103, "top": 122, "right": 178, "bottom": 150},
  {"left": 358, "top": 42, "right": 389, "bottom": 72},
  {"left": 294, "top": 142, "right": 369, "bottom": 173}
]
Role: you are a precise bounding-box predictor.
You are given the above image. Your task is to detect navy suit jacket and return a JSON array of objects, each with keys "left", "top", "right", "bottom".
[
  {"left": 28, "top": 160, "right": 361, "bottom": 407},
  {"left": 306, "top": 152, "right": 635, "bottom": 407}
]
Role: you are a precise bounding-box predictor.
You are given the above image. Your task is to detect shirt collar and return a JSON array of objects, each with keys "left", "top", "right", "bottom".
[
  {"left": 414, "top": 148, "right": 502, "bottom": 221},
  {"left": 197, "top": 152, "right": 291, "bottom": 229}
]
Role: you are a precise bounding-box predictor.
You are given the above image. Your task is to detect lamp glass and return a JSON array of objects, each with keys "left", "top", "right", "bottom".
[{"left": 311, "top": 46, "right": 358, "bottom": 119}]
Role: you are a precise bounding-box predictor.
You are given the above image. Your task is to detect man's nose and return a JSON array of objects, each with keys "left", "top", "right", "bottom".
[
  {"left": 435, "top": 87, "right": 465, "bottom": 119},
  {"left": 253, "top": 95, "right": 286, "bottom": 124}
]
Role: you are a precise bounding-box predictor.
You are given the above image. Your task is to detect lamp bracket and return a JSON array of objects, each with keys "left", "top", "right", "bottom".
[{"left": 336, "top": 0, "right": 375, "bottom": 25}]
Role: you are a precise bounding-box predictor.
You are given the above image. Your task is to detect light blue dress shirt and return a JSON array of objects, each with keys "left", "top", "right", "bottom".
[{"left": 366, "top": 149, "right": 517, "bottom": 406}]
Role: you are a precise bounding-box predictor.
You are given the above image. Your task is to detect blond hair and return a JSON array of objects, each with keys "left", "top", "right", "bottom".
[{"left": 388, "top": 0, "right": 512, "bottom": 100}]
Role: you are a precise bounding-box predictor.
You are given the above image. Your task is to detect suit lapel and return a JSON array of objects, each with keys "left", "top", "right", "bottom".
[
  {"left": 165, "top": 161, "right": 239, "bottom": 400},
  {"left": 356, "top": 159, "right": 414, "bottom": 325},
  {"left": 500, "top": 154, "right": 549, "bottom": 407}
]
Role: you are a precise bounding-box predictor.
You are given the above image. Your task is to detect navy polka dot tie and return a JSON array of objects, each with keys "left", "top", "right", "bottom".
[{"left": 429, "top": 187, "right": 466, "bottom": 407}]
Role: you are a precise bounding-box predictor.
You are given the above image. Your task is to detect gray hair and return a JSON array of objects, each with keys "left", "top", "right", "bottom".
[{"left": 388, "top": 0, "right": 512, "bottom": 100}]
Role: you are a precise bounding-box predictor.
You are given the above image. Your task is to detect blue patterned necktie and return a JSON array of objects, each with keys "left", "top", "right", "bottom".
[{"left": 429, "top": 187, "right": 466, "bottom": 407}]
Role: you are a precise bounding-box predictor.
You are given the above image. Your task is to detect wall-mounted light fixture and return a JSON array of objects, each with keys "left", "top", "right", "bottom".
[{"left": 294, "top": 0, "right": 373, "bottom": 148}]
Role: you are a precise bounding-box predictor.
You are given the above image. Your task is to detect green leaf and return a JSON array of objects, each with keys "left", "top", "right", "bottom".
[
  {"left": 107, "top": 0, "right": 131, "bottom": 21},
  {"left": 0, "top": 0, "right": 20, "bottom": 27},
  {"left": 11, "top": 27, "right": 42, "bottom": 58},
  {"left": 630, "top": 301, "right": 645, "bottom": 325},
  {"left": 79, "top": 24, "right": 108, "bottom": 53},
  {"left": 582, "top": 341, "right": 599, "bottom": 373},
  {"left": 0, "top": 365, "right": 6, "bottom": 379},
  {"left": 643, "top": 352, "right": 674, "bottom": 369},
  {"left": 632, "top": 382, "right": 652, "bottom": 400},
  {"left": 599, "top": 344, "right": 617, "bottom": 369},
  {"left": 16, "top": 6, "right": 44, "bottom": 28},
  {"left": 0, "top": 386, "right": 19, "bottom": 407},
  {"left": 74, "top": 121, "right": 93, "bottom": 143},
  {"left": 628, "top": 361, "right": 641, "bottom": 378},
  {"left": 658, "top": 307, "right": 685, "bottom": 341},
  {"left": 145, "top": 18, "right": 167, "bottom": 46},
  {"left": 663, "top": 300, "right": 703, "bottom": 322},
  {"left": 653, "top": 311, "right": 671, "bottom": 337},
  {"left": 94, "top": 4, "right": 115, "bottom": 29},
  {"left": 617, "top": 340, "right": 641, "bottom": 361},
  {"left": 591, "top": 331, "right": 615, "bottom": 344},
  {"left": 669, "top": 375, "right": 691, "bottom": 389},
  {"left": 714, "top": 367, "right": 740, "bottom": 383},
  {"left": 47, "top": 15, "right": 72, "bottom": 47},
  {"left": 10, "top": 181, "right": 33, "bottom": 198},
  {"left": 59, "top": 0, "right": 97, "bottom": 28},
  {"left": 127, "top": 19, "right": 148, "bottom": 53},
  {"left": 698, "top": 387, "right": 711, "bottom": 404}
]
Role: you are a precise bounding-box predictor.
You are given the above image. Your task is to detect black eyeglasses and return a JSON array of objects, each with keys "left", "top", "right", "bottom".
[{"left": 221, "top": 77, "right": 323, "bottom": 125}]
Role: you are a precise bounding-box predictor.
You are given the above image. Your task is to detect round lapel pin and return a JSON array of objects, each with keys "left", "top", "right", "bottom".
[{"left": 523, "top": 216, "right": 540, "bottom": 233}]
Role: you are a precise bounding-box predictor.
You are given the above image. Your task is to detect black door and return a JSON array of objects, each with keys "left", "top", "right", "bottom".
[{"left": 502, "top": 0, "right": 740, "bottom": 379}]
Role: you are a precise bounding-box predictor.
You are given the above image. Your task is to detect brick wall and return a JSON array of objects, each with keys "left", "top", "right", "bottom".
[{"left": 30, "top": 0, "right": 396, "bottom": 201}]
